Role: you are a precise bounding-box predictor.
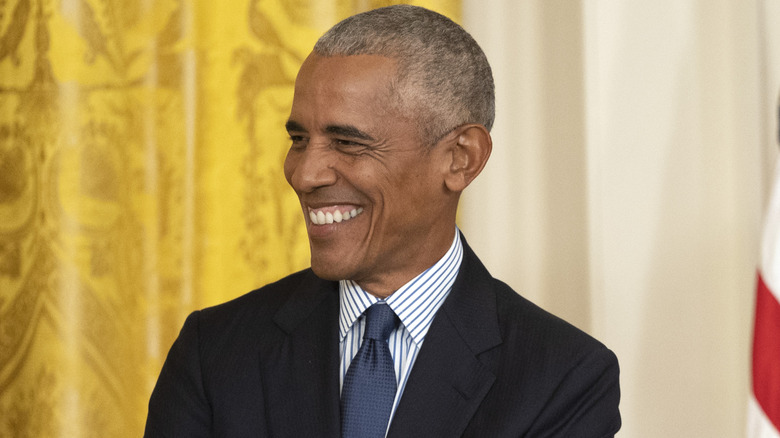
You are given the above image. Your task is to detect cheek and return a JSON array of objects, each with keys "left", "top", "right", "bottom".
[
  {"left": 400, "top": 168, "right": 447, "bottom": 213},
  {"left": 283, "top": 152, "right": 296, "bottom": 185},
  {"left": 382, "top": 172, "right": 433, "bottom": 210}
]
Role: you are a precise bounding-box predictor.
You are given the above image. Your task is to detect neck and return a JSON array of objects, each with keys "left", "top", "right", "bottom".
[{"left": 357, "top": 226, "right": 458, "bottom": 298}]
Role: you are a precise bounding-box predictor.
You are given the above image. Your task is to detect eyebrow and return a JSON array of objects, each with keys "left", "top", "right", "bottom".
[
  {"left": 285, "top": 120, "right": 306, "bottom": 133},
  {"left": 286, "top": 120, "right": 377, "bottom": 143},
  {"left": 324, "top": 124, "right": 376, "bottom": 142}
]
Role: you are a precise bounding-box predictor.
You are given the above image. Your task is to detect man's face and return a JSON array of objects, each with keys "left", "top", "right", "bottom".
[{"left": 284, "top": 54, "right": 456, "bottom": 296}]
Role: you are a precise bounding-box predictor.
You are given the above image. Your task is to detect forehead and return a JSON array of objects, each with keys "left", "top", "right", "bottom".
[
  {"left": 295, "top": 53, "right": 397, "bottom": 93},
  {"left": 289, "top": 54, "right": 401, "bottom": 129}
]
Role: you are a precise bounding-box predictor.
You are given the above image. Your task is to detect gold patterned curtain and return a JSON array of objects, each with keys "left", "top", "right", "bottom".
[{"left": 0, "top": 0, "right": 459, "bottom": 436}]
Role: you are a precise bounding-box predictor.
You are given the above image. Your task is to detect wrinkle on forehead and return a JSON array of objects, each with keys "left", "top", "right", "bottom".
[
  {"left": 291, "top": 54, "right": 414, "bottom": 138},
  {"left": 301, "top": 55, "right": 405, "bottom": 110}
]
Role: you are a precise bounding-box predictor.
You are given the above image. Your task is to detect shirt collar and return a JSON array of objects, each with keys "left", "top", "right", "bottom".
[{"left": 338, "top": 229, "right": 464, "bottom": 347}]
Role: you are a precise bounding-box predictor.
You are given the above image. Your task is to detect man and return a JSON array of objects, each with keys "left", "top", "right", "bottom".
[{"left": 145, "top": 5, "right": 621, "bottom": 437}]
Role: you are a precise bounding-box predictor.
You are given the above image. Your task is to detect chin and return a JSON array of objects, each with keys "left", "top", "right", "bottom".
[{"left": 309, "top": 260, "right": 349, "bottom": 281}]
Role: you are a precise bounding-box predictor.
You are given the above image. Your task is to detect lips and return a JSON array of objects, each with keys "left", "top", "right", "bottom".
[{"left": 308, "top": 206, "right": 364, "bottom": 225}]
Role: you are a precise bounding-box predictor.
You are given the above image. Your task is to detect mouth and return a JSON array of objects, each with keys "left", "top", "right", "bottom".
[{"left": 307, "top": 205, "right": 364, "bottom": 225}]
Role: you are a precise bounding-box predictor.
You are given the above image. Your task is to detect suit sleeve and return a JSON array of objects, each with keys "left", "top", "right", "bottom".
[
  {"left": 527, "top": 346, "right": 621, "bottom": 438},
  {"left": 144, "top": 311, "right": 212, "bottom": 438}
]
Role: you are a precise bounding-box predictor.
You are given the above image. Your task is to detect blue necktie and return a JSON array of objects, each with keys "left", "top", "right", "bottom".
[{"left": 341, "top": 302, "right": 399, "bottom": 438}]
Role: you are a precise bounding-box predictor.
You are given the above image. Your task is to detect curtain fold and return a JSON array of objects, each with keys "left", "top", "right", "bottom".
[
  {"left": 461, "top": 1, "right": 765, "bottom": 437},
  {"left": 0, "top": 0, "right": 459, "bottom": 435}
]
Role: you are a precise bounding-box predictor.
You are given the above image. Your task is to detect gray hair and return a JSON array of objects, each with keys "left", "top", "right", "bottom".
[{"left": 313, "top": 5, "right": 495, "bottom": 146}]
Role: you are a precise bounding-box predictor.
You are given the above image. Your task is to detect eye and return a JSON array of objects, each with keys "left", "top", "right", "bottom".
[
  {"left": 335, "top": 139, "right": 362, "bottom": 147},
  {"left": 289, "top": 135, "right": 308, "bottom": 150},
  {"left": 333, "top": 139, "right": 370, "bottom": 155}
]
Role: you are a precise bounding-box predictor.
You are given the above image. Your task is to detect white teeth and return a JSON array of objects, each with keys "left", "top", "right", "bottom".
[{"left": 308, "top": 207, "right": 364, "bottom": 225}]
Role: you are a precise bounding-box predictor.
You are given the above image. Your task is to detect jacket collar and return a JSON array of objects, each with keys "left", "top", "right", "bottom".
[
  {"left": 264, "top": 233, "right": 502, "bottom": 437},
  {"left": 264, "top": 272, "right": 342, "bottom": 437},
  {"left": 388, "top": 234, "right": 502, "bottom": 436}
]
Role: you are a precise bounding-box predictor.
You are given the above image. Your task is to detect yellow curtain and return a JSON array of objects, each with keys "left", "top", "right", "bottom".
[{"left": 0, "top": 0, "right": 458, "bottom": 436}]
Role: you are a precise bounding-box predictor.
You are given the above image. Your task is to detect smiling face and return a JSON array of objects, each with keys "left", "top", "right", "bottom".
[{"left": 284, "top": 54, "right": 459, "bottom": 297}]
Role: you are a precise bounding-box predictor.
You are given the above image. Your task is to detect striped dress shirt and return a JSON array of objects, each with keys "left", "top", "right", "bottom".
[{"left": 338, "top": 229, "right": 464, "bottom": 431}]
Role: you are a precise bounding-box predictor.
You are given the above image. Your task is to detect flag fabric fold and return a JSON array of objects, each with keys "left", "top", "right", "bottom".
[{"left": 750, "top": 158, "right": 780, "bottom": 438}]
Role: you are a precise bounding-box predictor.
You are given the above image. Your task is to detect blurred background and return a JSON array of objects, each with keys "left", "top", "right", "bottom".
[{"left": 0, "top": 0, "right": 776, "bottom": 437}]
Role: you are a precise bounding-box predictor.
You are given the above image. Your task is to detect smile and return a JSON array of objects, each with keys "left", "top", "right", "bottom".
[{"left": 308, "top": 206, "right": 364, "bottom": 225}]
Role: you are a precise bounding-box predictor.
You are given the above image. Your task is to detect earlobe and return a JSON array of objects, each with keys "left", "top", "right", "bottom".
[{"left": 444, "top": 124, "right": 492, "bottom": 192}]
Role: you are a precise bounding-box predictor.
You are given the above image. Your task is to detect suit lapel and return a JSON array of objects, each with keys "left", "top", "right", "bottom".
[
  {"left": 261, "top": 271, "right": 341, "bottom": 438},
  {"left": 388, "top": 238, "right": 503, "bottom": 437}
]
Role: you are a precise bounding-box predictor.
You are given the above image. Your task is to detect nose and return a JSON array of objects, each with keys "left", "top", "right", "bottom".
[{"left": 284, "top": 141, "right": 338, "bottom": 193}]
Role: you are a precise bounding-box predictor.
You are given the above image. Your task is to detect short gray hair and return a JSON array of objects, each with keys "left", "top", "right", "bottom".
[{"left": 313, "top": 5, "right": 495, "bottom": 146}]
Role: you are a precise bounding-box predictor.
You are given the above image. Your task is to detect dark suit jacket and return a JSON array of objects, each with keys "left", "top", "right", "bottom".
[{"left": 145, "top": 238, "right": 621, "bottom": 437}]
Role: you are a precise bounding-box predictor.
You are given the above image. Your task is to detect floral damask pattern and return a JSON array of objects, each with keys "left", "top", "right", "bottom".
[
  {"left": 0, "top": 0, "right": 188, "bottom": 435},
  {"left": 0, "top": 0, "right": 458, "bottom": 436}
]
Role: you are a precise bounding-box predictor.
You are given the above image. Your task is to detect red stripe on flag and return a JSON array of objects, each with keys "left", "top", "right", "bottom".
[{"left": 753, "top": 271, "right": 780, "bottom": 430}]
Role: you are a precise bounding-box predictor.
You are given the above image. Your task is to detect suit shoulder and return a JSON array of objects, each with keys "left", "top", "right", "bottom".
[
  {"left": 196, "top": 268, "right": 319, "bottom": 329},
  {"left": 173, "top": 268, "right": 338, "bottom": 370},
  {"left": 207, "top": 268, "right": 314, "bottom": 309},
  {"left": 463, "top": 280, "right": 621, "bottom": 436},
  {"left": 491, "top": 278, "right": 610, "bottom": 358}
]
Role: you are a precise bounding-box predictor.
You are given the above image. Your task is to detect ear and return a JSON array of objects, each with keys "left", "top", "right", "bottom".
[{"left": 443, "top": 124, "right": 492, "bottom": 193}]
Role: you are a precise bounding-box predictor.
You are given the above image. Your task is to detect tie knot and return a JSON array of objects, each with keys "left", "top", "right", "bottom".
[{"left": 363, "top": 303, "right": 398, "bottom": 341}]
